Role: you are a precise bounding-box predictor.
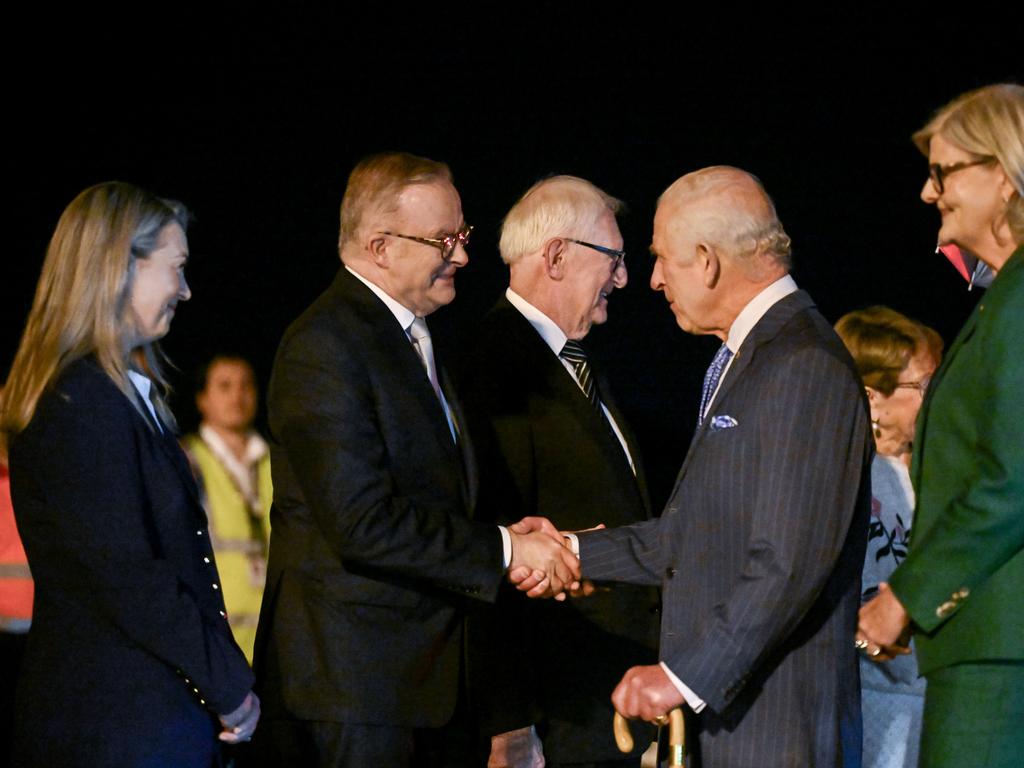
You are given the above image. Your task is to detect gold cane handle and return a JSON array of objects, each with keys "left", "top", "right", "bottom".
[{"left": 614, "top": 709, "right": 685, "bottom": 767}]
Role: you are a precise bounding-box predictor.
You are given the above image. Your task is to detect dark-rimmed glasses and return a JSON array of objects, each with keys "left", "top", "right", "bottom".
[
  {"left": 893, "top": 375, "right": 932, "bottom": 397},
  {"left": 564, "top": 237, "right": 626, "bottom": 272},
  {"left": 927, "top": 157, "right": 995, "bottom": 194},
  {"left": 379, "top": 225, "right": 473, "bottom": 261}
]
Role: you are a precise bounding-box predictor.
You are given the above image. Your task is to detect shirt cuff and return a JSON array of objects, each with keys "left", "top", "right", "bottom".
[
  {"left": 660, "top": 661, "right": 706, "bottom": 713},
  {"left": 499, "top": 525, "right": 512, "bottom": 569},
  {"left": 565, "top": 532, "right": 580, "bottom": 556}
]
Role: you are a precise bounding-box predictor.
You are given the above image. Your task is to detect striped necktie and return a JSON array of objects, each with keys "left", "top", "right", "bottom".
[{"left": 559, "top": 340, "right": 601, "bottom": 412}]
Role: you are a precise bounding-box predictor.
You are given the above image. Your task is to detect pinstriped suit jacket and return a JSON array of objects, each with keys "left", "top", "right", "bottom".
[{"left": 579, "top": 290, "right": 873, "bottom": 767}]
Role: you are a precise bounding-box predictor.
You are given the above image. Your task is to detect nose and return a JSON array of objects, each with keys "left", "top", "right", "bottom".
[
  {"left": 612, "top": 259, "right": 628, "bottom": 288},
  {"left": 650, "top": 258, "right": 664, "bottom": 292},
  {"left": 920, "top": 177, "right": 939, "bottom": 204},
  {"left": 449, "top": 241, "right": 469, "bottom": 268},
  {"left": 179, "top": 273, "right": 192, "bottom": 301}
]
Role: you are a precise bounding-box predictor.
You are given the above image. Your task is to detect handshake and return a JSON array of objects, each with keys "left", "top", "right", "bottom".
[{"left": 505, "top": 516, "right": 599, "bottom": 601}]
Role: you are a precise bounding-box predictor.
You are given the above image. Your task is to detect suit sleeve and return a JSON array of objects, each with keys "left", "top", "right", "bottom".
[
  {"left": 890, "top": 278, "right": 1024, "bottom": 633},
  {"left": 269, "top": 321, "right": 504, "bottom": 600},
  {"left": 29, "top": 379, "right": 252, "bottom": 714},
  {"left": 663, "top": 345, "right": 869, "bottom": 712},
  {"left": 578, "top": 518, "right": 665, "bottom": 587}
]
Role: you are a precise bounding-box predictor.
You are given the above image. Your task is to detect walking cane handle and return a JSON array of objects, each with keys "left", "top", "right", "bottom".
[{"left": 613, "top": 708, "right": 685, "bottom": 767}]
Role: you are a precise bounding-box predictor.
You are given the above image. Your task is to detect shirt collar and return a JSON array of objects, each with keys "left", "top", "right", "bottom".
[
  {"left": 127, "top": 369, "right": 152, "bottom": 400},
  {"left": 725, "top": 274, "right": 798, "bottom": 354},
  {"left": 346, "top": 265, "right": 417, "bottom": 331},
  {"left": 199, "top": 423, "right": 268, "bottom": 467},
  {"left": 506, "top": 287, "right": 568, "bottom": 356}
]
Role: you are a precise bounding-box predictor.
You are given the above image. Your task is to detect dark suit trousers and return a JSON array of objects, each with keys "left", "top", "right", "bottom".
[{"left": 247, "top": 693, "right": 476, "bottom": 768}]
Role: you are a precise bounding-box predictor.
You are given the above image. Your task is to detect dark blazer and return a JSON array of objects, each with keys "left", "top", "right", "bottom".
[
  {"left": 9, "top": 358, "right": 253, "bottom": 768},
  {"left": 461, "top": 297, "right": 660, "bottom": 764},
  {"left": 252, "top": 268, "right": 505, "bottom": 729},
  {"left": 579, "top": 290, "right": 873, "bottom": 768},
  {"left": 890, "top": 246, "right": 1024, "bottom": 673}
]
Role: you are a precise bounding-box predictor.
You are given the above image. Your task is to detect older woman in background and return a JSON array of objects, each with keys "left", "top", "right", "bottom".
[
  {"left": 1, "top": 182, "right": 259, "bottom": 766},
  {"left": 857, "top": 83, "right": 1024, "bottom": 767},
  {"left": 836, "top": 307, "right": 942, "bottom": 768}
]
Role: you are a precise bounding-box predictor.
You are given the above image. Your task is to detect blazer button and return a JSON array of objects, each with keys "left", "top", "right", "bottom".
[
  {"left": 203, "top": 557, "right": 210, "bottom": 564},
  {"left": 955, "top": 587, "right": 970, "bottom": 600},
  {"left": 936, "top": 600, "right": 956, "bottom": 618},
  {"left": 196, "top": 529, "right": 203, "bottom": 536},
  {"left": 212, "top": 583, "right": 219, "bottom": 590},
  {"left": 665, "top": 567, "right": 677, "bottom": 579}
]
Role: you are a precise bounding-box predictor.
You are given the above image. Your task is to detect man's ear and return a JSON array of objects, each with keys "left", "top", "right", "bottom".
[
  {"left": 367, "top": 233, "right": 391, "bottom": 268},
  {"left": 543, "top": 238, "right": 568, "bottom": 281},
  {"left": 698, "top": 244, "right": 721, "bottom": 289}
]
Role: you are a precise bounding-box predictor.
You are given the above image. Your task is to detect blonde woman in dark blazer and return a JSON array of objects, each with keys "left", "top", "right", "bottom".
[{"left": 1, "top": 182, "right": 259, "bottom": 767}]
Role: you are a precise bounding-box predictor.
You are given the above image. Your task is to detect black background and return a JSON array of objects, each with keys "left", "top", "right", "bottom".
[{"left": 5, "top": 11, "right": 1021, "bottom": 506}]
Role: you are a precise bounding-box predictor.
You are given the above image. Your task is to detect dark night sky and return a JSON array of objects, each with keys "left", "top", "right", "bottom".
[{"left": 5, "top": 12, "right": 1021, "bottom": 504}]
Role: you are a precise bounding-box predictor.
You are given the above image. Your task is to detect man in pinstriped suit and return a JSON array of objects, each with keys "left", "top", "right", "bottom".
[{"left": 571, "top": 167, "right": 873, "bottom": 766}]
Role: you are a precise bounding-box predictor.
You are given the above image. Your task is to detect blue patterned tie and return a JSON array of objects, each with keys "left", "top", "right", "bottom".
[{"left": 698, "top": 343, "right": 734, "bottom": 426}]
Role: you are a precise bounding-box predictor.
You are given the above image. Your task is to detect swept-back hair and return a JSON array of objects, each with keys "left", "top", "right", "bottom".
[
  {"left": 338, "top": 151, "right": 452, "bottom": 250},
  {"left": 499, "top": 175, "right": 623, "bottom": 265},
  {"left": 1, "top": 181, "right": 189, "bottom": 451}
]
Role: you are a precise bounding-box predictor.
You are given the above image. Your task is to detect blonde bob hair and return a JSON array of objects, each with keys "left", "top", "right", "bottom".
[
  {"left": 1, "top": 181, "right": 189, "bottom": 451},
  {"left": 913, "top": 83, "right": 1024, "bottom": 245}
]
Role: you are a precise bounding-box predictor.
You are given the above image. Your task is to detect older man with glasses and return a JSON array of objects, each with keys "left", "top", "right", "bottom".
[{"left": 461, "top": 175, "right": 660, "bottom": 768}]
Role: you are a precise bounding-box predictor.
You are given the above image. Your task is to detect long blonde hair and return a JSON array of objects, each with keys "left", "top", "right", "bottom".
[{"left": 1, "top": 182, "right": 189, "bottom": 452}]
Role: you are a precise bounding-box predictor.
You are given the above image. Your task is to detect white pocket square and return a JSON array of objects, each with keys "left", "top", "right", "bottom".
[{"left": 709, "top": 415, "right": 738, "bottom": 431}]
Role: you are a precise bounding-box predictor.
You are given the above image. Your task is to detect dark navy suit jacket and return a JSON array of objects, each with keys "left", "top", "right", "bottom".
[
  {"left": 253, "top": 267, "right": 505, "bottom": 730},
  {"left": 579, "top": 290, "right": 872, "bottom": 768},
  {"left": 10, "top": 358, "right": 253, "bottom": 767}
]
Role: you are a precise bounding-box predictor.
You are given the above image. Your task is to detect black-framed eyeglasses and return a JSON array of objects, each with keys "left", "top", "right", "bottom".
[
  {"left": 379, "top": 225, "right": 473, "bottom": 261},
  {"left": 893, "top": 375, "right": 932, "bottom": 397},
  {"left": 927, "top": 157, "right": 995, "bottom": 194},
  {"left": 564, "top": 237, "right": 626, "bottom": 272}
]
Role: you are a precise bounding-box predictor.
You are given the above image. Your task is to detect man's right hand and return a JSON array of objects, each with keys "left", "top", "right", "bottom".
[{"left": 507, "top": 516, "right": 580, "bottom": 600}]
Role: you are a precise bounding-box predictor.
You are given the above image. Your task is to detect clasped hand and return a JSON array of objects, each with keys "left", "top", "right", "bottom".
[
  {"left": 856, "top": 582, "right": 912, "bottom": 662},
  {"left": 506, "top": 516, "right": 581, "bottom": 601}
]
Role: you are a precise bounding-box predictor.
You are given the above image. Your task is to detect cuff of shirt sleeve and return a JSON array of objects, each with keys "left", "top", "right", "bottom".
[
  {"left": 565, "top": 532, "right": 580, "bottom": 556},
  {"left": 660, "top": 661, "right": 706, "bottom": 713},
  {"left": 499, "top": 525, "right": 512, "bottom": 569}
]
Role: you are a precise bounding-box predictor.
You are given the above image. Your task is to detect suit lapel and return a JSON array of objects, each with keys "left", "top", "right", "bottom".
[
  {"left": 495, "top": 298, "right": 642, "bottom": 494},
  {"left": 910, "top": 303, "right": 980, "bottom": 490},
  {"left": 333, "top": 268, "right": 462, "bottom": 461},
  {"left": 674, "top": 290, "right": 815, "bottom": 486}
]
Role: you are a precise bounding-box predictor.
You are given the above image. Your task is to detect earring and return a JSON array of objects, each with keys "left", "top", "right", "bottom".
[{"left": 871, "top": 419, "right": 881, "bottom": 439}]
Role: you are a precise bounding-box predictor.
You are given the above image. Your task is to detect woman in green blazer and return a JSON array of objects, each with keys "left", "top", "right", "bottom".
[{"left": 857, "top": 83, "right": 1024, "bottom": 767}]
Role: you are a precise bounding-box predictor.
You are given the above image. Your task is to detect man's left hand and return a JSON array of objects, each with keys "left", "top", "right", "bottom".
[{"left": 611, "top": 664, "right": 684, "bottom": 722}]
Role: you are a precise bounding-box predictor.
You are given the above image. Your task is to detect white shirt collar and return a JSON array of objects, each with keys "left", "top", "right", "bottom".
[
  {"left": 345, "top": 265, "right": 417, "bottom": 332},
  {"left": 505, "top": 287, "right": 568, "bottom": 357},
  {"left": 127, "top": 370, "right": 161, "bottom": 431},
  {"left": 725, "top": 274, "right": 798, "bottom": 354},
  {"left": 199, "top": 423, "right": 268, "bottom": 467}
]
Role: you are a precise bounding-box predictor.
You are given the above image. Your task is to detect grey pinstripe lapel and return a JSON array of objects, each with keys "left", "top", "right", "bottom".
[{"left": 674, "top": 289, "right": 817, "bottom": 486}]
